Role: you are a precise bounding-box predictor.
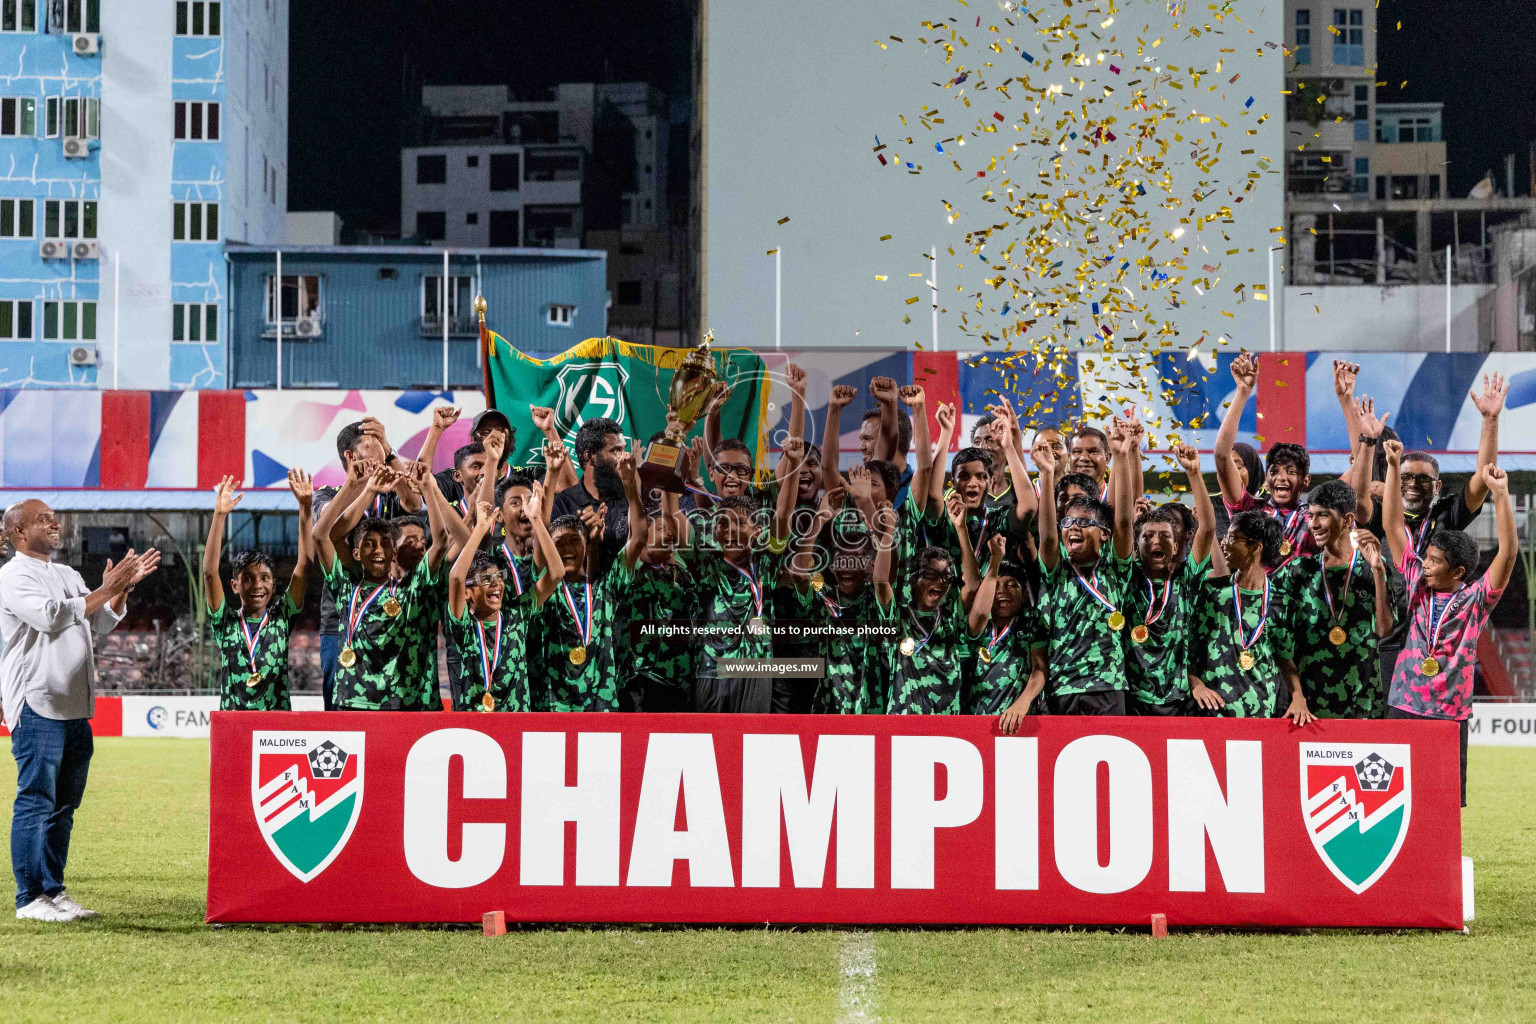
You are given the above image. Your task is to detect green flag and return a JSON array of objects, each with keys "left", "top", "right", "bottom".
[{"left": 485, "top": 333, "right": 772, "bottom": 475}]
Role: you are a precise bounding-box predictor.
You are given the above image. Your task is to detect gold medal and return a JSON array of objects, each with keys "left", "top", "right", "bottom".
[
  {"left": 481, "top": 692, "right": 495, "bottom": 711},
  {"left": 1107, "top": 610, "right": 1126, "bottom": 631},
  {"left": 1420, "top": 656, "right": 1441, "bottom": 676},
  {"left": 810, "top": 572, "right": 825, "bottom": 592},
  {"left": 1280, "top": 540, "right": 1292, "bottom": 557},
  {"left": 748, "top": 616, "right": 768, "bottom": 634},
  {"left": 1328, "top": 626, "right": 1347, "bottom": 646},
  {"left": 383, "top": 598, "right": 402, "bottom": 618},
  {"left": 1131, "top": 624, "right": 1150, "bottom": 644},
  {"left": 246, "top": 672, "right": 262, "bottom": 689},
  {"left": 978, "top": 646, "right": 994, "bottom": 664},
  {"left": 337, "top": 646, "right": 356, "bottom": 668},
  {"left": 899, "top": 637, "right": 916, "bottom": 657},
  {"left": 1238, "top": 650, "right": 1255, "bottom": 671},
  {"left": 569, "top": 645, "right": 588, "bottom": 665}
]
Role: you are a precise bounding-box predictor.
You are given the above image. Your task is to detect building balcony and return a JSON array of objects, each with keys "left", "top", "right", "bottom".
[{"left": 418, "top": 314, "right": 479, "bottom": 338}]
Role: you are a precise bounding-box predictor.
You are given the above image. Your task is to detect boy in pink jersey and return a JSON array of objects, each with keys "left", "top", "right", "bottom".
[{"left": 1382, "top": 441, "right": 1516, "bottom": 806}]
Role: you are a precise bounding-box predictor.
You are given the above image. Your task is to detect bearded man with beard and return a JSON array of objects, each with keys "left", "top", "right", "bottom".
[{"left": 552, "top": 417, "right": 631, "bottom": 573}]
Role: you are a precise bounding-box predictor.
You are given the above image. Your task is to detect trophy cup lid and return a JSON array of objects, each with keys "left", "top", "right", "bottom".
[{"left": 682, "top": 330, "right": 715, "bottom": 370}]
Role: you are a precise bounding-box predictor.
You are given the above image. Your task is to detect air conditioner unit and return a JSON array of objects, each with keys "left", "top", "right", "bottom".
[
  {"left": 293, "top": 316, "right": 322, "bottom": 338},
  {"left": 39, "top": 239, "right": 68, "bottom": 259},
  {"left": 69, "top": 344, "right": 97, "bottom": 366},
  {"left": 62, "top": 136, "right": 89, "bottom": 158},
  {"left": 71, "top": 33, "right": 99, "bottom": 56},
  {"left": 72, "top": 239, "right": 99, "bottom": 260}
]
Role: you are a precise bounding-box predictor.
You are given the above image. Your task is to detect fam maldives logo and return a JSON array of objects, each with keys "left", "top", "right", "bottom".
[
  {"left": 1301, "top": 743, "right": 1411, "bottom": 894},
  {"left": 252, "top": 733, "right": 365, "bottom": 883}
]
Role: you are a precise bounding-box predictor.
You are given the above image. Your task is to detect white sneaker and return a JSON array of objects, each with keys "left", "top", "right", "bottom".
[
  {"left": 50, "top": 892, "right": 97, "bottom": 919},
  {"left": 16, "top": 896, "right": 78, "bottom": 922}
]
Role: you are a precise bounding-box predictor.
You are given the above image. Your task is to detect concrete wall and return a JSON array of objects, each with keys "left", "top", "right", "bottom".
[{"left": 1283, "top": 284, "right": 1486, "bottom": 351}]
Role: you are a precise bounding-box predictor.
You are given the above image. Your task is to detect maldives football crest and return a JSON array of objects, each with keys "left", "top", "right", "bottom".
[
  {"left": 252, "top": 732, "right": 365, "bottom": 882},
  {"left": 1301, "top": 743, "right": 1411, "bottom": 894}
]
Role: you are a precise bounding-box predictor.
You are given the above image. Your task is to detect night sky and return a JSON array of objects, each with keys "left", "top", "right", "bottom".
[{"left": 288, "top": 0, "right": 1536, "bottom": 234}]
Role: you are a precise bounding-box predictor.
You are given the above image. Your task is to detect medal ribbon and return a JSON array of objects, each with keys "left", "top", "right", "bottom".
[
  {"left": 820, "top": 592, "right": 844, "bottom": 618},
  {"left": 964, "top": 510, "right": 990, "bottom": 553},
  {"left": 1142, "top": 575, "right": 1173, "bottom": 626},
  {"left": 1071, "top": 561, "right": 1118, "bottom": 615},
  {"left": 1425, "top": 584, "right": 1467, "bottom": 655},
  {"left": 456, "top": 497, "right": 471, "bottom": 519},
  {"left": 343, "top": 581, "right": 390, "bottom": 648},
  {"left": 474, "top": 612, "right": 503, "bottom": 689},
  {"left": 238, "top": 608, "right": 270, "bottom": 674},
  {"left": 1407, "top": 512, "right": 1433, "bottom": 556},
  {"left": 559, "top": 581, "right": 593, "bottom": 647},
  {"left": 369, "top": 493, "right": 385, "bottom": 518},
  {"left": 906, "top": 609, "right": 938, "bottom": 655},
  {"left": 1230, "top": 578, "right": 1271, "bottom": 653},
  {"left": 499, "top": 542, "right": 526, "bottom": 596},
  {"left": 1319, "top": 548, "right": 1360, "bottom": 628},
  {"left": 987, "top": 620, "right": 1013, "bottom": 654},
  {"left": 726, "top": 558, "right": 764, "bottom": 618}
]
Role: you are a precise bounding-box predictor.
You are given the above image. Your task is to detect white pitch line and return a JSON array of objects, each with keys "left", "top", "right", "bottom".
[{"left": 838, "top": 930, "right": 879, "bottom": 1023}]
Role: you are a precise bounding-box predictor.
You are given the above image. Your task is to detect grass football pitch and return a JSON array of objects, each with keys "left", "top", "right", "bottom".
[{"left": 0, "top": 739, "right": 1532, "bottom": 1023}]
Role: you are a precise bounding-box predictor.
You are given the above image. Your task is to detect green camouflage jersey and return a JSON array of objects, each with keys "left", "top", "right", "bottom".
[
  {"left": 810, "top": 584, "right": 895, "bottom": 714},
  {"left": 393, "top": 562, "right": 444, "bottom": 711},
  {"left": 1039, "top": 549, "right": 1134, "bottom": 698},
  {"left": 613, "top": 555, "right": 696, "bottom": 700},
  {"left": 528, "top": 566, "right": 622, "bottom": 712},
  {"left": 1274, "top": 553, "right": 1404, "bottom": 719},
  {"left": 885, "top": 597, "right": 974, "bottom": 715},
  {"left": 322, "top": 556, "right": 436, "bottom": 710},
  {"left": 686, "top": 540, "right": 789, "bottom": 682},
  {"left": 963, "top": 609, "right": 1045, "bottom": 716},
  {"left": 928, "top": 503, "right": 1030, "bottom": 575},
  {"left": 445, "top": 602, "right": 533, "bottom": 712},
  {"left": 1188, "top": 573, "right": 1285, "bottom": 718},
  {"left": 208, "top": 592, "right": 301, "bottom": 711},
  {"left": 1122, "top": 555, "right": 1210, "bottom": 707},
  {"left": 491, "top": 544, "right": 537, "bottom": 602}
]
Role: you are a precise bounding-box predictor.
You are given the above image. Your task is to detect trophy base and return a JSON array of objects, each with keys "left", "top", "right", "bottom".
[{"left": 640, "top": 441, "right": 689, "bottom": 494}]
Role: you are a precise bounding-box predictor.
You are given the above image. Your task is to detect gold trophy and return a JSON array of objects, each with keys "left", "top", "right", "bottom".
[{"left": 640, "top": 331, "right": 720, "bottom": 493}]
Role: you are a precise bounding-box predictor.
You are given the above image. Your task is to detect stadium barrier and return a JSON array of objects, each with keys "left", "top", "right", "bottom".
[{"left": 208, "top": 712, "right": 1464, "bottom": 928}]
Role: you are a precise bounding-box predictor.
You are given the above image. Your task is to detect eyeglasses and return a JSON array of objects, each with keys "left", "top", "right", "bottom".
[
  {"left": 1060, "top": 516, "right": 1104, "bottom": 530},
  {"left": 467, "top": 572, "right": 505, "bottom": 587},
  {"left": 910, "top": 569, "right": 956, "bottom": 583},
  {"left": 1401, "top": 473, "right": 1438, "bottom": 486},
  {"left": 714, "top": 463, "right": 752, "bottom": 477}
]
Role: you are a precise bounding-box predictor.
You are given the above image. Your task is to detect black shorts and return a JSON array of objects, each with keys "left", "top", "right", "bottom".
[
  {"left": 1045, "top": 690, "right": 1127, "bottom": 716},
  {"left": 693, "top": 676, "right": 773, "bottom": 714},
  {"left": 1130, "top": 695, "right": 1193, "bottom": 717},
  {"left": 1388, "top": 706, "right": 1470, "bottom": 807}
]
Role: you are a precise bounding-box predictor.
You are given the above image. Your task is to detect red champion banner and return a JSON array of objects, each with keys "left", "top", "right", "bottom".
[{"left": 207, "top": 712, "right": 1464, "bottom": 929}]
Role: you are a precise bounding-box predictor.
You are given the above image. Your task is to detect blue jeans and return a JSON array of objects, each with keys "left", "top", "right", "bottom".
[
  {"left": 320, "top": 633, "right": 339, "bottom": 711},
  {"left": 10, "top": 703, "right": 93, "bottom": 909}
]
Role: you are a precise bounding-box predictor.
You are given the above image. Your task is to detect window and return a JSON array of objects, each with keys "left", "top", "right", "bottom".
[
  {"left": 2, "top": 0, "right": 37, "bottom": 32},
  {"left": 1293, "top": 5, "right": 1310, "bottom": 64},
  {"left": 172, "top": 302, "right": 217, "bottom": 343},
  {"left": 0, "top": 299, "right": 32, "bottom": 339},
  {"left": 0, "top": 97, "right": 35, "bottom": 137},
  {"left": 174, "top": 101, "right": 219, "bottom": 141},
  {"left": 416, "top": 153, "right": 446, "bottom": 185},
  {"left": 377, "top": 267, "right": 397, "bottom": 281},
  {"left": 466, "top": 154, "right": 478, "bottom": 168},
  {"left": 269, "top": 167, "right": 276, "bottom": 205},
  {"left": 489, "top": 153, "right": 520, "bottom": 191},
  {"left": 465, "top": 211, "right": 478, "bottom": 225},
  {"left": 0, "top": 198, "right": 34, "bottom": 237},
  {"left": 44, "top": 199, "right": 96, "bottom": 238},
  {"left": 58, "top": 0, "right": 99, "bottom": 32},
  {"left": 617, "top": 280, "right": 642, "bottom": 305},
  {"left": 42, "top": 300, "right": 95, "bottom": 341},
  {"left": 1353, "top": 157, "right": 1369, "bottom": 195},
  {"left": 44, "top": 96, "right": 56, "bottom": 137},
  {"left": 416, "top": 210, "right": 446, "bottom": 241},
  {"left": 261, "top": 154, "right": 268, "bottom": 198},
  {"left": 264, "top": 274, "right": 322, "bottom": 325},
  {"left": 176, "top": 1, "right": 220, "bottom": 36},
  {"left": 57, "top": 97, "right": 99, "bottom": 139},
  {"left": 488, "top": 209, "right": 518, "bottom": 246},
  {"left": 422, "top": 275, "right": 473, "bottom": 326},
  {"left": 172, "top": 200, "right": 219, "bottom": 241},
  {"left": 547, "top": 304, "right": 575, "bottom": 327},
  {"left": 1331, "top": 9, "right": 1363, "bottom": 65}
]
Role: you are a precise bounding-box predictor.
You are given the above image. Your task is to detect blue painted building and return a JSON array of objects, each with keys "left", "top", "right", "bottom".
[
  {"left": 224, "top": 244, "right": 608, "bottom": 388},
  {"left": 0, "top": 1, "right": 287, "bottom": 390}
]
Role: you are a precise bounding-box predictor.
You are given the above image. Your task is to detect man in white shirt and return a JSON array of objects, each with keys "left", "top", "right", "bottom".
[{"left": 1, "top": 500, "right": 158, "bottom": 922}]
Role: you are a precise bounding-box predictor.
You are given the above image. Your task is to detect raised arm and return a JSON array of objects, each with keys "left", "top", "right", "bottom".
[
  {"left": 703, "top": 381, "right": 732, "bottom": 455},
  {"left": 869, "top": 376, "right": 900, "bottom": 462},
  {"left": 1032, "top": 436, "right": 1061, "bottom": 571},
  {"left": 847, "top": 464, "right": 878, "bottom": 530},
  {"left": 313, "top": 459, "right": 369, "bottom": 571},
  {"left": 1215, "top": 352, "right": 1257, "bottom": 507},
  {"left": 871, "top": 500, "right": 896, "bottom": 608},
  {"left": 1109, "top": 413, "right": 1138, "bottom": 559},
  {"left": 785, "top": 363, "right": 807, "bottom": 451},
  {"left": 448, "top": 503, "right": 497, "bottom": 620},
  {"left": 417, "top": 405, "right": 460, "bottom": 479},
  {"left": 1173, "top": 444, "right": 1215, "bottom": 565},
  {"left": 540, "top": 441, "right": 570, "bottom": 526},
  {"left": 1353, "top": 396, "right": 1390, "bottom": 525},
  {"left": 202, "top": 475, "right": 240, "bottom": 613},
  {"left": 1465, "top": 372, "right": 1508, "bottom": 514},
  {"left": 994, "top": 397, "right": 1038, "bottom": 521},
  {"left": 618, "top": 440, "right": 647, "bottom": 570},
  {"left": 772, "top": 438, "right": 804, "bottom": 543},
  {"left": 925, "top": 402, "right": 958, "bottom": 516},
  {"left": 1355, "top": 529, "right": 1394, "bottom": 638},
  {"left": 822, "top": 384, "right": 857, "bottom": 498},
  {"left": 1484, "top": 466, "right": 1517, "bottom": 591},
  {"left": 527, "top": 483, "right": 565, "bottom": 605},
  {"left": 967, "top": 534, "right": 1007, "bottom": 635},
  {"left": 789, "top": 488, "right": 839, "bottom": 587},
  {"left": 901, "top": 385, "right": 930, "bottom": 511},
  {"left": 945, "top": 492, "right": 981, "bottom": 598},
  {"left": 1382, "top": 439, "right": 1407, "bottom": 568},
  {"left": 1333, "top": 360, "right": 1361, "bottom": 449},
  {"left": 530, "top": 405, "right": 578, "bottom": 492},
  {"left": 416, "top": 462, "right": 452, "bottom": 570},
  {"left": 286, "top": 468, "right": 313, "bottom": 608}
]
